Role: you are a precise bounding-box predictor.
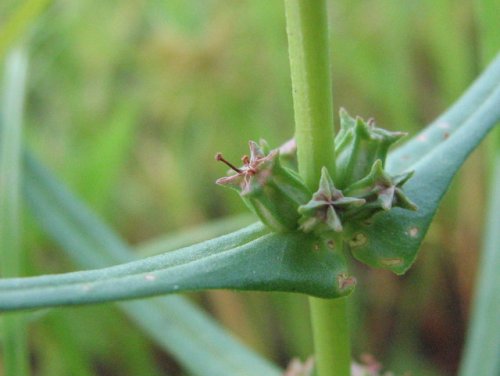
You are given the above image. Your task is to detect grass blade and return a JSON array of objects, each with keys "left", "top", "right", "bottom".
[
  {"left": 0, "top": 48, "right": 29, "bottom": 376},
  {"left": 0, "top": 0, "right": 51, "bottom": 60}
]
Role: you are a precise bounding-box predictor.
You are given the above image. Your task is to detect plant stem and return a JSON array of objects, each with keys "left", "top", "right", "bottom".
[
  {"left": 285, "top": 1, "right": 351, "bottom": 375},
  {"left": 310, "top": 296, "right": 351, "bottom": 376},
  {"left": 285, "top": 0, "right": 335, "bottom": 188},
  {"left": 0, "top": 49, "right": 29, "bottom": 376}
]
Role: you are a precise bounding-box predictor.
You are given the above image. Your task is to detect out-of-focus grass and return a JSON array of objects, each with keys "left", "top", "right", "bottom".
[
  {"left": 0, "top": 48, "right": 29, "bottom": 376},
  {"left": 1, "top": 1, "right": 487, "bottom": 375},
  {"left": 0, "top": 0, "right": 51, "bottom": 60}
]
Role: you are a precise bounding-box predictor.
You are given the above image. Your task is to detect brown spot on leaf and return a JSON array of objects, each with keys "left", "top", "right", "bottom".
[
  {"left": 361, "top": 218, "right": 374, "bottom": 226},
  {"left": 81, "top": 284, "right": 92, "bottom": 292},
  {"left": 408, "top": 226, "right": 419, "bottom": 238},
  {"left": 381, "top": 258, "right": 403, "bottom": 267},
  {"left": 417, "top": 134, "right": 428, "bottom": 142},
  {"left": 349, "top": 233, "right": 368, "bottom": 248},
  {"left": 337, "top": 273, "right": 357, "bottom": 291}
]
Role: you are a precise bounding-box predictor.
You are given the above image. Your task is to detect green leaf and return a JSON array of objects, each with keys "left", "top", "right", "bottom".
[
  {"left": 18, "top": 154, "right": 282, "bottom": 376},
  {"left": 137, "top": 213, "right": 255, "bottom": 257},
  {"left": 388, "top": 53, "right": 500, "bottom": 173},
  {"left": 347, "top": 59, "right": 500, "bottom": 274},
  {"left": 1, "top": 166, "right": 353, "bottom": 309}
]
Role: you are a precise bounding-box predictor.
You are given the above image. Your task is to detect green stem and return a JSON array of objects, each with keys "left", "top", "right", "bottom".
[
  {"left": 285, "top": 0, "right": 335, "bottom": 188},
  {"left": 285, "top": 1, "right": 351, "bottom": 375},
  {"left": 309, "top": 296, "right": 351, "bottom": 376},
  {"left": 0, "top": 49, "right": 29, "bottom": 376}
]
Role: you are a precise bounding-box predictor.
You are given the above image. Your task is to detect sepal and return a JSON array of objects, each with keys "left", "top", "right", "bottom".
[
  {"left": 343, "top": 160, "right": 417, "bottom": 222},
  {"left": 335, "top": 109, "right": 406, "bottom": 188},
  {"left": 298, "top": 167, "right": 365, "bottom": 233}
]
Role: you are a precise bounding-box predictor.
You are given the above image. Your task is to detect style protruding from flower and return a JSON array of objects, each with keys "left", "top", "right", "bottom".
[
  {"left": 216, "top": 140, "right": 311, "bottom": 232},
  {"left": 215, "top": 141, "right": 278, "bottom": 195},
  {"left": 298, "top": 167, "right": 365, "bottom": 233}
]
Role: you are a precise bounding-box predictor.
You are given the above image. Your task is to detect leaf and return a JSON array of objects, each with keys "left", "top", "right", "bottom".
[
  {"left": 387, "top": 53, "right": 500, "bottom": 173},
  {"left": 1, "top": 163, "right": 353, "bottom": 309},
  {"left": 137, "top": 213, "right": 255, "bottom": 257},
  {"left": 1, "top": 225, "right": 351, "bottom": 306},
  {"left": 18, "top": 154, "right": 282, "bottom": 376},
  {"left": 347, "top": 61, "right": 500, "bottom": 274}
]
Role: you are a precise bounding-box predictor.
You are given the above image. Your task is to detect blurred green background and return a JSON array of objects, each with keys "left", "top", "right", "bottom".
[{"left": 0, "top": 0, "right": 491, "bottom": 375}]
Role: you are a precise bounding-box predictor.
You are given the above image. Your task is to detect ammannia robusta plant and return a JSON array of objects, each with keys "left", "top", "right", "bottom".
[{"left": 1, "top": 57, "right": 500, "bottom": 309}]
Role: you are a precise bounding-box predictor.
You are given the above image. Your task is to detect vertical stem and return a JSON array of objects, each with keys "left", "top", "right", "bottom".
[
  {"left": 285, "top": 0, "right": 335, "bottom": 188},
  {"left": 310, "top": 295, "right": 351, "bottom": 376},
  {"left": 285, "top": 2, "right": 351, "bottom": 376},
  {"left": 0, "top": 49, "right": 29, "bottom": 376}
]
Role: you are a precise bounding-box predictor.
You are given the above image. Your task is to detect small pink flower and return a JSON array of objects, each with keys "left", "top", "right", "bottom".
[{"left": 216, "top": 141, "right": 277, "bottom": 195}]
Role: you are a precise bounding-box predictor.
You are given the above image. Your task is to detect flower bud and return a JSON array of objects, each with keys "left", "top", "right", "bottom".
[
  {"left": 335, "top": 109, "right": 406, "bottom": 189},
  {"left": 216, "top": 141, "right": 310, "bottom": 232},
  {"left": 343, "top": 160, "right": 417, "bottom": 222},
  {"left": 298, "top": 167, "right": 365, "bottom": 234}
]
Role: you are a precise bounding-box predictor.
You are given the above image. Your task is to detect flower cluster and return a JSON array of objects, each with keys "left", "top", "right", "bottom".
[
  {"left": 216, "top": 140, "right": 310, "bottom": 232},
  {"left": 216, "top": 110, "right": 417, "bottom": 234}
]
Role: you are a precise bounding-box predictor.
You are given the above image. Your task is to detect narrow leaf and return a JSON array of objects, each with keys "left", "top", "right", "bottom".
[
  {"left": 388, "top": 54, "right": 500, "bottom": 173},
  {"left": 18, "top": 154, "right": 281, "bottom": 376},
  {"left": 137, "top": 213, "right": 254, "bottom": 257},
  {"left": 0, "top": 194, "right": 352, "bottom": 309},
  {"left": 348, "top": 79, "right": 500, "bottom": 274}
]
